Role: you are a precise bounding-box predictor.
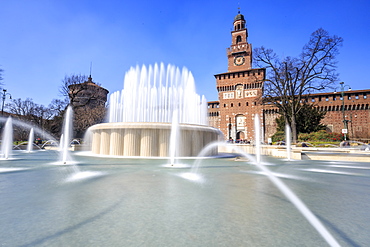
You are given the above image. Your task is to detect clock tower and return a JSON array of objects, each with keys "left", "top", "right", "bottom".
[
  {"left": 227, "top": 11, "right": 252, "bottom": 72},
  {"left": 214, "top": 11, "right": 265, "bottom": 141}
]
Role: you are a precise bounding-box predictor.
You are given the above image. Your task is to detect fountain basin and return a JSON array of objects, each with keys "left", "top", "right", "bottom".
[{"left": 89, "top": 122, "right": 221, "bottom": 157}]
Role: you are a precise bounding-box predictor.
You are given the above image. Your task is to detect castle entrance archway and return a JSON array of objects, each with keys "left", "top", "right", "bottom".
[
  {"left": 236, "top": 131, "right": 245, "bottom": 140},
  {"left": 235, "top": 114, "right": 246, "bottom": 141}
]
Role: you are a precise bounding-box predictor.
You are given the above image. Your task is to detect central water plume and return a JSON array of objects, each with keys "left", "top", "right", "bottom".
[
  {"left": 108, "top": 63, "right": 208, "bottom": 125},
  {"left": 90, "top": 63, "right": 220, "bottom": 157}
]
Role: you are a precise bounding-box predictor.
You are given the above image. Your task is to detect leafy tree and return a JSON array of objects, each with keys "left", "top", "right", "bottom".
[
  {"left": 254, "top": 28, "right": 343, "bottom": 142},
  {"left": 276, "top": 103, "right": 326, "bottom": 134}
]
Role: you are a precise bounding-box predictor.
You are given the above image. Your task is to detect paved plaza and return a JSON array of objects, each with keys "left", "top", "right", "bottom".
[{"left": 0, "top": 150, "right": 369, "bottom": 246}]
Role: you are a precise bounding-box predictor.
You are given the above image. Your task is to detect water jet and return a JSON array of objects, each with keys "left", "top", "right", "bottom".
[
  {"left": 286, "top": 124, "right": 292, "bottom": 160},
  {"left": 89, "top": 63, "right": 221, "bottom": 158},
  {"left": 27, "top": 128, "right": 34, "bottom": 153},
  {"left": 0, "top": 117, "right": 13, "bottom": 159}
]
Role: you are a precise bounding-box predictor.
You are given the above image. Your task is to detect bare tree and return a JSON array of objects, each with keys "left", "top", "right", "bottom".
[
  {"left": 254, "top": 28, "right": 343, "bottom": 142},
  {"left": 48, "top": 98, "right": 68, "bottom": 116},
  {"left": 5, "top": 98, "right": 67, "bottom": 140},
  {"left": 6, "top": 98, "right": 37, "bottom": 118},
  {"left": 60, "top": 74, "right": 104, "bottom": 106},
  {"left": 59, "top": 74, "right": 88, "bottom": 101},
  {"left": 60, "top": 74, "right": 108, "bottom": 138},
  {"left": 5, "top": 98, "right": 39, "bottom": 140},
  {"left": 73, "top": 105, "right": 107, "bottom": 138},
  {"left": 0, "top": 66, "right": 3, "bottom": 86}
]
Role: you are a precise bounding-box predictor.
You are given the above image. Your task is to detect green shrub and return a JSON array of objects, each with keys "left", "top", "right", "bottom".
[
  {"left": 271, "top": 130, "right": 344, "bottom": 144},
  {"left": 299, "top": 133, "right": 310, "bottom": 141},
  {"left": 298, "top": 130, "right": 343, "bottom": 142},
  {"left": 271, "top": 131, "right": 285, "bottom": 142}
]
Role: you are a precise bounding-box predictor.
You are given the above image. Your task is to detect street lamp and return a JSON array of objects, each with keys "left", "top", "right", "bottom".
[
  {"left": 334, "top": 82, "right": 351, "bottom": 140},
  {"left": 1, "top": 89, "right": 12, "bottom": 116}
]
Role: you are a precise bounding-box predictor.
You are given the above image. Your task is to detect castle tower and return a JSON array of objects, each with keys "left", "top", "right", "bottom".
[
  {"left": 68, "top": 76, "right": 109, "bottom": 138},
  {"left": 227, "top": 11, "right": 252, "bottom": 72},
  {"left": 68, "top": 75, "right": 109, "bottom": 108},
  {"left": 214, "top": 11, "right": 265, "bottom": 141}
]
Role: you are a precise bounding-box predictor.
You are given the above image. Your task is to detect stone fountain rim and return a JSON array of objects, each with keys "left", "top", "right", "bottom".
[{"left": 90, "top": 122, "right": 221, "bottom": 132}]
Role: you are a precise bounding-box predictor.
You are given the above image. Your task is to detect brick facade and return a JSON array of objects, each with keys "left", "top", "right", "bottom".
[
  {"left": 211, "top": 12, "right": 265, "bottom": 142},
  {"left": 208, "top": 12, "right": 370, "bottom": 142},
  {"left": 68, "top": 76, "right": 109, "bottom": 108}
]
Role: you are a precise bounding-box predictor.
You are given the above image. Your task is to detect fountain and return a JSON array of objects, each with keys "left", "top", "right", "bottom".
[
  {"left": 184, "top": 128, "right": 341, "bottom": 247},
  {"left": 1, "top": 64, "right": 369, "bottom": 246},
  {"left": 59, "top": 106, "right": 74, "bottom": 165},
  {"left": 340, "top": 140, "right": 370, "bottom": 150},
  {"left": 0, "top": 117, "right": 13, "bottom": 159},
  {"left": 27, "top": 128, "right": 34, "bottom": 153},
  {"left": 1, "top": 111, "right": 369, "bottom": 246},
  {"left": 169, "top": 109, "right": 180, "bottom": 165},
  {"left": 89, "top": 63, "right": 221, "bottom": 157},
  {"left": 254, "top": 114, "right": 261, "bottom": 164},
  {"left": 286, "top": 124, "right": 292, "bottom": 160},
  {"left": 2, "top": 139, "right": 368, "bottom": 246},
  {"left": 59, "top": 134, "right": 64, "bottom": 151}
]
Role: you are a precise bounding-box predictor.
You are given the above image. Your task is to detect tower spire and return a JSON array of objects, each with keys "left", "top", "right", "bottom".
[{"left": 89, "top": 62, "right": 92, "bottom": 78}]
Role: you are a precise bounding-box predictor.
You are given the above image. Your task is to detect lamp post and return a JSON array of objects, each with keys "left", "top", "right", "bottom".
[
  {"left": 1, "top": 89, "right": 12, "bottom": 116},
  {"left": 335, "top": 82, "right": 351, "bottom": 140}
]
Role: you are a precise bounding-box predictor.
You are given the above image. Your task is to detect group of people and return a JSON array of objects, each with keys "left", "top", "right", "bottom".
[{"left": 227, "top": 138, "right": 251, "bottom": 144}]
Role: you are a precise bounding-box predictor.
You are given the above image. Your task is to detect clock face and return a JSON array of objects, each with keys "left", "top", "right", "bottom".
[{"left": 234, "top": 56, "right": 245, "bottom": 66}]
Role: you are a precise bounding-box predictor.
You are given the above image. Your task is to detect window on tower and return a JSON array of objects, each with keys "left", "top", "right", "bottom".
[{"left": 236, "top": 36, "right": 242, "bottom": 44}]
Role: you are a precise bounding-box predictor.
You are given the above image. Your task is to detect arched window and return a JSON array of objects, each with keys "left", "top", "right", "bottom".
[{"left": 236, "top": 35, "right": 242, "bottom": 44}]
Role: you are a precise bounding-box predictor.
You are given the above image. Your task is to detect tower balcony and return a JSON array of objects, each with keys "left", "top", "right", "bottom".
[{"left": 227, "top": 43, "right": 251, "bottom": 55}]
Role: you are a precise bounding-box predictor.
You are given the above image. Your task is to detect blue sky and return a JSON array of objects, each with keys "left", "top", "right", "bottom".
[{"left": 1, "top": 0, "right": 369, "bottom": 107}]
